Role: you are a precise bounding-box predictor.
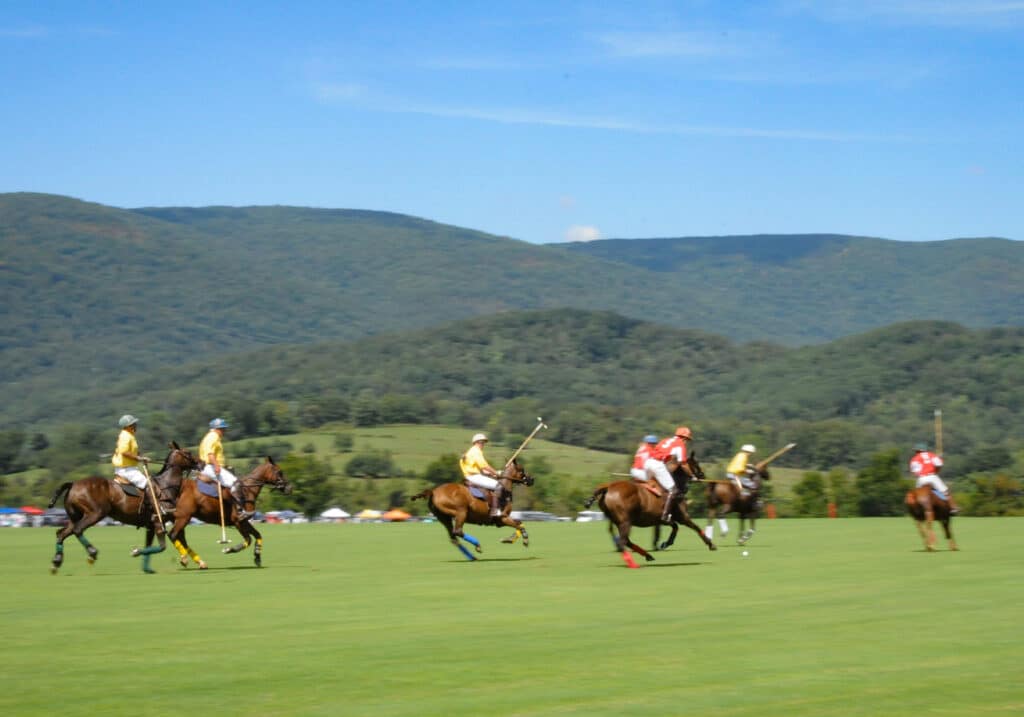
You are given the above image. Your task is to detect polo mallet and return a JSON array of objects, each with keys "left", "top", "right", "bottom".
[
  {"left": 505, "top": 417, "right": 547, "bottom": 469},
  {"left": 934, "top": 409, "right": 943, "bottom": 456},
  {"left": 754, "top": 442, "right": 797, "bottom": 472},
  {"left": 215, "top": 477, "right": 230, "bottom": 544},
  {"left": 140, "top": 460, "right": 165, "bottom": 527}
]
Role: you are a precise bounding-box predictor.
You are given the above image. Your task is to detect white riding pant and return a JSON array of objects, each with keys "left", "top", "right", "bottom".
[
  {"left": 643, "top": 458, "right": 676, "bottom": 491},
  {"left": 115, "top": 466, "right": 148, "bottom": 490},
  {"left": 629, "top": 467, "right": 647, "bottom": 482},
  {"left": 464, "top": 473, "right": 498, "bottom": 490},
  {"left": 201, "top": 464, "right": 238, "bottom": 488},
  {"left": 916, "top": 475, "right": 949, "bottom": 494}
]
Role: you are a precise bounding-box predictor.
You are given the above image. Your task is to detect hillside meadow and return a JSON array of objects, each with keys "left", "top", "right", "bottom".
[{"left": 2, "top": 518, "right": 1018, "bottom": 716}]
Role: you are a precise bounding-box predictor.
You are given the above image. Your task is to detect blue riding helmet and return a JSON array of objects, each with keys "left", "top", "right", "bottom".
[
  {"left": 209, "top": 418, "right": 230, "bottom": 430},
  {"left": 644, "top": 434, "right": 658, "bottom": 443},
  {"left": 914, "top": 442, "right": 929, "bottom": 452}
]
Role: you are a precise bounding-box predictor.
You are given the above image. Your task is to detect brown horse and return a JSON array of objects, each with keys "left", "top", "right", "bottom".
[
  {"left": 906, "top": 486, "right": 958, "bottom": 551},
  {"left": 705, "top": 465, "right": 770, "bottom": 545},
  {"left": 169, "top": 457, "right": 292, "bottom": 568},
  {"left": 586, "top": 454, "right": 715, "bottom": 567},
  {"left": 48, "top": 443, "right": 202, "bottom": 574},
  {"left": 409, "top": 459, "right": 534, "bottom": 560}
]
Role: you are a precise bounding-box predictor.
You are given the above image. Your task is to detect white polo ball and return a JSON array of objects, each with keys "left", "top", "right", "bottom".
[{"left": 741, "top": 550, "right": 749, "bottom": 557}]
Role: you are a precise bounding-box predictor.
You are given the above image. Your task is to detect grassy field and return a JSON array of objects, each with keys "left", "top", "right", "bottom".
[{"left": 2, "top": 517, "right": 1019, "bottom": 716}]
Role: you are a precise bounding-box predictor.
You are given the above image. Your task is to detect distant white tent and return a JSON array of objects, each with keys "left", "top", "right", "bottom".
[{"left": 320, "top": 507, "right": 350, "bottom": 519}]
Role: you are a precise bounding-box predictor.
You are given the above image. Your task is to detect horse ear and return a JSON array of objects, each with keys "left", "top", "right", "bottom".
[
  {"left": 267, "top": 455, "right": 275, "bottom": 465},
  {"left": 171, "top": 441, "right": 181, "bottom": 450}
]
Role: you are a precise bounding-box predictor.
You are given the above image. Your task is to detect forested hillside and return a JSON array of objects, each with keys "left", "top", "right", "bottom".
[
  {"left": 555, "top": 233, "right": 1024, "bottom": 342},
  {"left": 4, "top": 309, "right": 1021, "bottom": 472},
  {"left": 3, "top": 193, "right": 1023, "bottom": 410}
]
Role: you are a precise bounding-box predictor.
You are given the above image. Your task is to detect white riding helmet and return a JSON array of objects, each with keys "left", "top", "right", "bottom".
[
  {"left": 741, "top": 444, "right": 756, "bottom": 453},
  {"left": 472, "top": 433, "right": 488, "bottom": 443},
  {"left": 118, "top": 414, "right": 139, "bottom": 428}
]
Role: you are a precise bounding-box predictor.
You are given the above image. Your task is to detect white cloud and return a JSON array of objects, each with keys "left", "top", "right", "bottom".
[
  {"left": 0, "top": 25, "right": 48, "bottom": 38},
  {"left": 791, "top": 1, "right": 1024, "bottom": 27},
  {"left": 595, "top": 30, "right": 750, "bottom": 58},
  {"left": 566, "top": 225, "right": 602, "bottom": 242},
  {"left": 310, "top": 82, "right": 366, "bottom": 103}
]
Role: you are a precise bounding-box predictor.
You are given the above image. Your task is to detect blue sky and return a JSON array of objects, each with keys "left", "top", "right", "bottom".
[{"left": 2, "top": 1, "right": 1021, "bottom": 243}]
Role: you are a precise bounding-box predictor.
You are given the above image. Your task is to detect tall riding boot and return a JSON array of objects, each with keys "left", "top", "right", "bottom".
[
  {"left": 660, "top": 487, "right": 678, "bottom": 523},
  {"left": 231, "top": 485, "right": 253, "bottom": 521},
  {"left": 489, "top": 484, "right": 505, "bottom": 518},
  {"left": 947, "top": 494, "right": 960, "bottom": 515}
]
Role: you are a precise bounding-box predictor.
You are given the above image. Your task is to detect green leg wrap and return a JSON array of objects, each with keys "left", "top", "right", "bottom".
[{"left": 75, "top": 535, "right": 93, "bottom": 548}]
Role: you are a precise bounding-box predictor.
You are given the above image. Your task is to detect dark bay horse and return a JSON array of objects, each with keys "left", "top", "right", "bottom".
[
  {"left": 48, "top": 443, "right": 201, "bottom": 574},
  {"left": 409, "top": 459, "right": 534, "bottom": 561},
  {"left": 705, "top": 465, "right": 770, "bottom": 545},
  {"left": 586, "top": 455, "right": 715, "bottom": 567},
  {"left": 906, "top": 486, "right": 958, "bottom": 551},
  {"left": 170, "top": 457, "right": 292, "bottom": 568}
]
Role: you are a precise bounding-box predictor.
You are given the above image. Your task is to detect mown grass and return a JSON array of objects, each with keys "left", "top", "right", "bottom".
[{"left": 4, "top": 517, "right": 1016, "bottom": 717}]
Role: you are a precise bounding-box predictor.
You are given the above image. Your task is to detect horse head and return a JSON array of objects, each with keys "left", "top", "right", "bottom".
[
  {"left": 686, "top": 453, "right": 706, "bottom": 481},
  {"left": 500, "top": 458, "right": 534, "bottom": 487},
  {"left": 164, "top": 441, "right": 203, "bottom": 472},
  {"left": 254, "top": 456, "right": 293, "bottom": 494}
]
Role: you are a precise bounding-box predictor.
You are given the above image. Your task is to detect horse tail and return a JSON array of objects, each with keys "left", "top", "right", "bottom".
[
  {"left": 584, "top": 485, "right": 609, "bottom": 509},
  {"left": 49, "top": 482, "right": 73, "bottom": 508},
  {"left": 409, "top": 488, "right": 432, "bottom": 502}
]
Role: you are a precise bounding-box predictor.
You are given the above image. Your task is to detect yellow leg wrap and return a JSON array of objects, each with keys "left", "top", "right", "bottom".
[{"left": 173, "top": 540, "right": 187, "bottom": 557}]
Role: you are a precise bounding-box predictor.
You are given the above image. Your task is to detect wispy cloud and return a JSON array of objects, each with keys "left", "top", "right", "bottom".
[
  {"left": 566, "top": 225, "right": 601, "bottom": 242},
  {"left": 791, "top": 1, "right": 1024, "bottom": 28},
  {"left": 310, "top": 83, "right": 907, "bottom": 142},
  {"left": 594, "top": 30, "right": 752, "bottom": 58},
  {"left": 0, "top": 25, "right": 48, "bottom": 38}
]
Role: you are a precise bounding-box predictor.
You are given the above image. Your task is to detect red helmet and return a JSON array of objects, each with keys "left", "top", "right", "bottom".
[{"left": 675, "top": 426, "right": 692, "bottom": 439}]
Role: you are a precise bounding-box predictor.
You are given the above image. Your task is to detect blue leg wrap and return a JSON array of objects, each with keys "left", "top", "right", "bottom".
[
  {"left": 462, "top": 533, "right": 480, "bottom": 548},
  {"left": 456, "top": 543, "right": 476, "bottom": 560}
]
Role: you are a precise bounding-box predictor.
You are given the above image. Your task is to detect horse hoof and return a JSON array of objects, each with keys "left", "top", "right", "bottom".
[
  {"left": 179, "top": 557, "right": 189, "bottom": 567},
  {"left": 198, "top": 562, "right": 208, "bottom": 570},
  {"left": 708, "top": 543, "right": 717, "bottom": 551},
  {"left": 87, "top": 557, "right": 96, "bottom": 565},
  {"left": 50, "top": 566, "right": 58, "bottom": 575},
  {"left": 131, "top": 548, "right": 141, "bottom": 557},
  {"left": 143, "top": 568, "right": 156, "bottom": 574}
]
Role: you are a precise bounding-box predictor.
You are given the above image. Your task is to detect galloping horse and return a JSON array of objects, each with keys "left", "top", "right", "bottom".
[
  {"left": 169, "top": 457, "right": 292, "bottom": 568},
  {"left": 906, "top": 486, "right": 958, "bottom": 551},
  {"left": 586, "top": 454, "right": 715, "bottom": 567},
  {"left": 410, "top": 459, "right": 534, "bottom": 560},
  {"left": 705, "top": 465, "right": 770, "bottom": 545},
  {"left": 48, "top": 443, "right": 201, "bottom": 574}
]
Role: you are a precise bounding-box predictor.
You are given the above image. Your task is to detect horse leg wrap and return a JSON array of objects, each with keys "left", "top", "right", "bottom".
[
  {"left": 456, "top": 543, "right": 476, "bottom": 561},
  {"left": 462, "top": 533, "right": 480, "bottom": 548}
]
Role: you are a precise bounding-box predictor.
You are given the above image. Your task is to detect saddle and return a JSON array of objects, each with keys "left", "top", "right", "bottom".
[
  {"left": 467, "top": 485, "right": 495, "bottom": 500},
  {"left": 631, "top": 479, "right": 663, "bottom": 497},
  {"left": 112, "top": 476, "right": 143, "bottom": 498},
  {"left": 197, "top": 480, "right": 224, "bottom": 499}
]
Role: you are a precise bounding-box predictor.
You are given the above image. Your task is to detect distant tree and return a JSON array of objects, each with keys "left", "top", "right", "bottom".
[
  {"left": 333, "top": 432, "right": 354, "bottom": 453},
  {"left": 827, "top": 468, "right": 857, "bottom": 517},
  {"left": 277, "top": 454, "right": 334, "bottom": 518},
  {"left": 855, "top": 449, "right": 910, "bottom": 516},
  {"left": 351, "top": 392, "right": 381, "bottom": 427},
  {"left": 792, "top": 472, "right": 828, "bottom": 517},
  {"left": 0, "top": 430, "right": 26, "bottom": 473},
  {"left": 345, "top": 450, "right": 396, "bottom": 478},
  {"left": 966, "top": 474, "right": 1024, "bottom": 516},
  {"left": 30, "top": 432, "right": 49, "bottom": 452},
  {"left": 421, "top": 453, "right": 462, "bottom": 487}
]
